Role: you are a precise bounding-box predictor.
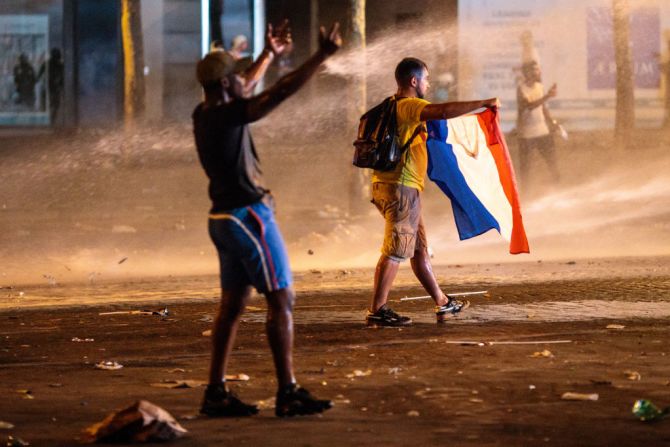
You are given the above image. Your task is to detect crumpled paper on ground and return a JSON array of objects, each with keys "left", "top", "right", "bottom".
[{"left": 83, "top": 400, "right": 187, "bottom": 443}]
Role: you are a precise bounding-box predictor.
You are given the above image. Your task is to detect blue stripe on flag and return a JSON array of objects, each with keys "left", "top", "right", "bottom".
[{"left": 426, "top": 120, "right": 501, "bottom": 240}]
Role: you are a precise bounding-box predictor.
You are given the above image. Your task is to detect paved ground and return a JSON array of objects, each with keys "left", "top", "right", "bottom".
[
  {"left": 1, "top": 262, "right": 669, "bottom": 446},
  {"left": 1, "top": 128, "right": 669, "bottom": 445}
]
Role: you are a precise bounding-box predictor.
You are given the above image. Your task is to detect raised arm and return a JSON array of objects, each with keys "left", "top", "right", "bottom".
[
  {"left": 240, "top": 21, "right": 291, "bottom": 92},
  {"left": 420, "top": 97, "right": 499, "bottom": 121},
  {"left": 518, "top": 83, "right": 556, "bottom": 111},
  {"left": 246, "top": 22, "right": 342, "bottom": 122}
]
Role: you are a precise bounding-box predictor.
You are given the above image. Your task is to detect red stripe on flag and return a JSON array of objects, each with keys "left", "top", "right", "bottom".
[{"left": 476, "top": 109, "right": 530, "bottom": 254}]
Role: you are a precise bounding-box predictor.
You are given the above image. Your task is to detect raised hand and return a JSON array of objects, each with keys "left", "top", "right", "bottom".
[
  {"left": 318, "top": 22, "right": 342, "bottom": 55},
  {"left": 266, "top": 20, "right": 292, "bottom": 56},
  {"left": 546, "top": 83, "right": 557, "bottom": 99},
  {"left": 484, "top": 97, "right": 501, "bottom": 109}
]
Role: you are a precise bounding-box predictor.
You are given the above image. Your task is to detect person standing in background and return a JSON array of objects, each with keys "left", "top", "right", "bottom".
[
  {"left": 13, "top": 53, "right": 36, "bottom": 109},
  {"left": 229, "top": 35, "right": 249, "bottom": 60},
  {"left": 516, "top": 60, "right": 560, "bottom": 186},
  {"left": 38, "top": 48, "right": 64, "bottom": 123}
]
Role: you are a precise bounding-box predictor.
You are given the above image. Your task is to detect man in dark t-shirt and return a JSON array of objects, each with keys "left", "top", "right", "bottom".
[{"left": 193, "top": 21, "right": 341, "bottom": 418}]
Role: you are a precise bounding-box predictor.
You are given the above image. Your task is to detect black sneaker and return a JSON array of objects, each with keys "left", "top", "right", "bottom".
[
  {"left": 200, "top": 384, "right": 259, "bottom": 417},
  {"left": 366, "top": 305, "right": 412, "bottom": 327},
  {"left": 435, "top": 297, "right": 470, "bottom": 322},
  {"left": 275, "top": 384, "right": 333, "bottom": 417}
]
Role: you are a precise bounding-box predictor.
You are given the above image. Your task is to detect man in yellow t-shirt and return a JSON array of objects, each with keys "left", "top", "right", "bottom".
[{"left": 366, "top": 57, "right": 499, "bottom": 327}]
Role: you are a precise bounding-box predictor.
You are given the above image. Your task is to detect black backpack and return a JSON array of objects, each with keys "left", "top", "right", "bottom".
[{"left": 352, "top": 96, "right": 422, "bottom": 171}]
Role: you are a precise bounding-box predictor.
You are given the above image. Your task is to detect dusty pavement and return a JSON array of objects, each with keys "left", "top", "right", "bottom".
[{"left": 1, "top": 260, "right": 670, "bottom": 446}]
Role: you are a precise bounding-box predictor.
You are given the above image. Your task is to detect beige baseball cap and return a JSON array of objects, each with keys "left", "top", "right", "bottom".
[{"left": 196, "top": 52, "right": 252, "bottom": 85}]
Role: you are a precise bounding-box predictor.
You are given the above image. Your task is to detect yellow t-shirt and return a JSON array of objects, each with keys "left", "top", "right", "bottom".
[{"left": 371, "top": 96, "right": 430, "bottom": 191}]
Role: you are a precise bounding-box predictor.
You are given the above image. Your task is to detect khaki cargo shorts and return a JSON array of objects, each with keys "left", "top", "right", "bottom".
[{"left": 371, "top": 182, "right": 427, "bottom": 261}]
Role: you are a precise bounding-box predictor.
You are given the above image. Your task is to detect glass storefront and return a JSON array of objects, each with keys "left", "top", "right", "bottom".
[
  {"left": 0, "top": 1, "right": 264, "bottom": 129},
  {"left": 0, "top": 0, "right": 65, "bottom": 127}
]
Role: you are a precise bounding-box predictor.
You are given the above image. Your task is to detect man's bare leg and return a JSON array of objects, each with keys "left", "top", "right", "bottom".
[
  {"left": 201, "top": 285, "right": 258, "bottom": 417},
  {"left": 410, "top": 247, "right": 448, "bottom": 307},
  {"left": 370, "top": 254, "right": 400, "bottom": 312},
  {"left": 265, "top": 287, "right": 296, "bottom": 387},
  {"left": 266, "top": 286, "right": 333, "bottom": 417},
  {"left": 366, "top": 254, "right": 412, "bottom": 326},
  {"left": 209, "top": 285, "right": 252, "bottom": 384},
  {"left": 410, "top": 246, "right": 469, "bottom": 322}
]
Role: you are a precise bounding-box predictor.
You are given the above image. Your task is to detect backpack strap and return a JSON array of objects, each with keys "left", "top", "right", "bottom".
[
  {"left": 393, "top": 96, "right": 424, "bottom": 152},
  {"left": 400, "top": 123, "right": 423, "bottom": 152}
]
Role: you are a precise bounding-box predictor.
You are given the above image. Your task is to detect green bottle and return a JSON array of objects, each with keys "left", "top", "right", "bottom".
[{"left": 632, "top": 399, "right": 669, "bottom": 422}]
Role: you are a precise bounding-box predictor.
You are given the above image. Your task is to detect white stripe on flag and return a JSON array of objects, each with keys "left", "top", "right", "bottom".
[{"left": 447, "top": 115, "right": 513, "bottom": 240}]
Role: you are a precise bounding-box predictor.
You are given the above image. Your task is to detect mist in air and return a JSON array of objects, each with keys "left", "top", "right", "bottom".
[{"left": 1, "top": 22, "right": 668, "bottom": 287}]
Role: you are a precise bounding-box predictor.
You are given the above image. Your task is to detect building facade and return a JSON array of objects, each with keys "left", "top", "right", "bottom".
[{"left": 4, "top": 0, "right": 664, "bottom": 131}]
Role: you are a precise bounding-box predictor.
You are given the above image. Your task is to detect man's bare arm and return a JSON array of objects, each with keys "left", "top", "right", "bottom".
[
  {"left": 240, "top": 21, "right": 290, "bottom": 90},
  {"left": 246, "top": 23, "right": 341, "bottom": 122},
  {"left": 241, "top": 49, "right": 273, "bottom": 88},
  {"left": 420, "top": 98, "right": 499, "bottom": 121},
  {"left": 518, "top": 83, "right": 557, "bottom": 111}
]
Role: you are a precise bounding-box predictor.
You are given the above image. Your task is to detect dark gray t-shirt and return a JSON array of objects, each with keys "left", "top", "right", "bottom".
[{"left": 192, "top": 99, "right": 266, "bottom": 212}]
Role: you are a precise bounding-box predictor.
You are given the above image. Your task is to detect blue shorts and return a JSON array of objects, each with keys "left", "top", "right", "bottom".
[{"left": 208, "top": 201, "right": 293, "bottom": 294}]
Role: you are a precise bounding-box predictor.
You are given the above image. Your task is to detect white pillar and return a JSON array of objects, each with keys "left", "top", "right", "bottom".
[
  {"left": 252, "top": 0, "right": 266, "bottom": 59},
  {"left": 201, "top": 0, "right": 210, "bottom": 56}
]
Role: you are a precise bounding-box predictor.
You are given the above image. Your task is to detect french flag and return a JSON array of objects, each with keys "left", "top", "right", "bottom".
[{"left": 426, "top": 108, "right": 530, "bottom": 254}]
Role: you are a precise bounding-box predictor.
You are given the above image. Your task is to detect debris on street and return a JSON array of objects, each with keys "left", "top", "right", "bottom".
[
  {"left": 16, "top": 390, "right": 33, "bottom": 400},
  {"left": 561, "top": 392, "right": 599, "bottom": 401},
  {"left": 98, "top": 307, "right": 168, "bottom": 317},
  {"left": 445, "top": 340, "right": 485, "bottom": 346},
  {"left": 255, "top": 397, "right": 275, "bottom": 410},
  {"left": 624, "top": 370, "right": 642, "bottom": 381},
  {"left": 346, "top": 369, "right": 372, "bottom": 378},
  {"left": 632, "top": 399, "right": 669, "bottom": 422},
  {"left": 6, "top": 436, "right": 30, "bottom": 447},
  {"left": 94, "top": 361, "right": 123, "bottom": 371},
  {"left": 150, "top": 380, "right": 206, "bottom": 389},
  {"left": 443, "top": 339, "right": 572, "bottom": 346},
  {"left": 400, "top": 290, "right": 488, "bottom": 302},
  {"left": 83, "top": 400, "right": 187, "bottom": 443},
  {"left": 225, "top": 373, "right": 250, "bottom": 381}
]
